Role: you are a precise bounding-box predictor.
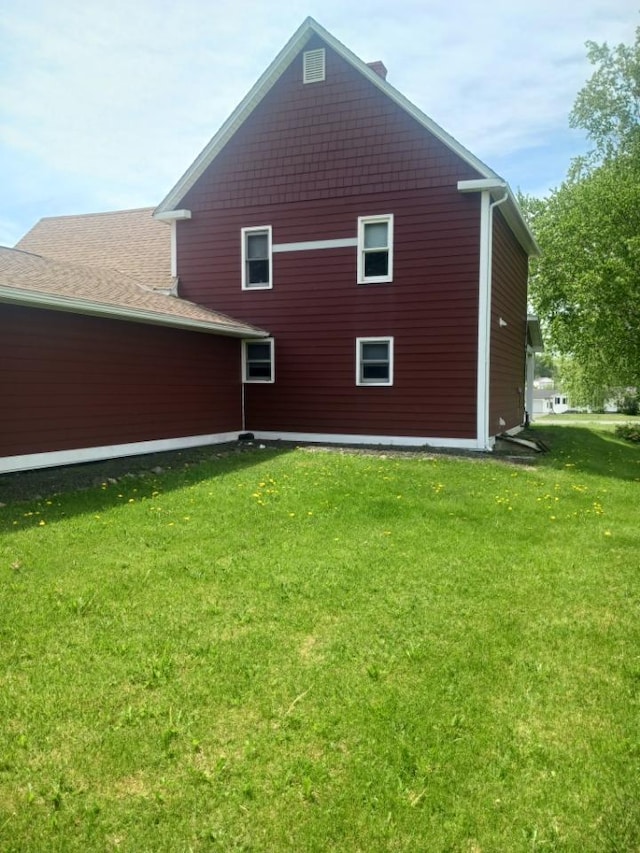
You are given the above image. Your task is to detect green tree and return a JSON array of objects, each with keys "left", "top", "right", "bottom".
[
  {"left": 570, "top": 29, "right": 640, "bottom": 162},
  {"left": 525, "top": 27, "right": 640, "bottom": 399}
]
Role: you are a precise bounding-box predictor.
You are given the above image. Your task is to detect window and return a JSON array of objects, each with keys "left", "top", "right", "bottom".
[
  {"left": 242, "top": 226, "right": 272, "bottom": 289},
  {"left": 243, "top": 338, "right": 274, "bottom": 383},
  {"left": 357, "top": 215, "right": 393, "bottom": 284},
  {"left": 303, "top": 49, "right": 325, "bottom": 83},
  {"left": 356, "top": 337, "right": 394, "bottom": 386}
]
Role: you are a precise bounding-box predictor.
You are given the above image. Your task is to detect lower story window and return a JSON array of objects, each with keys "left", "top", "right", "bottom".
[
  {"left": 243, "top": 338, "right": 274, "bottom": 383},
  {"left": 356, "top": 337, "right": 394, "bottom": 386}
]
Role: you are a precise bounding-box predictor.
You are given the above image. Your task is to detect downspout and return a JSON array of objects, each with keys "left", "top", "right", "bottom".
[
  {"left": 525, "top": 345, "right": 535, "bottom": 426},
  {"left": 476, "top": 188, "right": 508, "bottom": 450}
]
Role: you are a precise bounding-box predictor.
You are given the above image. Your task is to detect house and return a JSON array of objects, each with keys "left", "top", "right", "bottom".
[
  {"left": 532, "top": 389, "right": 570, "bottom": 416},
  {"left": 0, "top": 18, "right": 540, "bottom": 474}
]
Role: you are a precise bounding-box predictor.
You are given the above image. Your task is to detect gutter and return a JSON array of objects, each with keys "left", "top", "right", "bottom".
[{"left": 0, "top": 286, "right": 268, "bottom": 338}]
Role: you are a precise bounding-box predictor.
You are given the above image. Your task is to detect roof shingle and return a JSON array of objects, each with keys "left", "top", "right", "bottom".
[
  {"left": 0, "top": 246, "right": 266, "bottom": 337},
  {"left": 15, "top": 208, "right": 173, "bottom": 291}
]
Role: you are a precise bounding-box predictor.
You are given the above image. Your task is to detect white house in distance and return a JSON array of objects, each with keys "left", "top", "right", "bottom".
[{"left": 532, "top": 378, "right": 570, "bottom": 416}]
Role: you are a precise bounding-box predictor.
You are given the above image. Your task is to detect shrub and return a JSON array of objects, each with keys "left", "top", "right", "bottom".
[{"left": 615, "top": 423, "right": 640, "bottom": 443}]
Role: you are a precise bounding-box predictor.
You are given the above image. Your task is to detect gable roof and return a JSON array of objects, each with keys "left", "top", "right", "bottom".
[
  {"left": 16, "top": 208, "right": 173, "bottom": 292},
  {"left": 154, "top": 17, "right": 537, "bottom": 255},
  {"left": 0, "top": 246, "right": 266, "bottom": 337}
]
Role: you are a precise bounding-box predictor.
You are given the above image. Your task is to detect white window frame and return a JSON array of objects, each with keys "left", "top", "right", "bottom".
[
  {"left": 242, "top": 338, "right": 275, "bottom": 383},
  {"left": 356, "top": 337, "right": 394, "bottom": 386},
  {"left": 241, "top": 226, "right": 273, "bottom": 290},
  {"left": 357, "top": 214, "right": 394, "bottom": 284}
]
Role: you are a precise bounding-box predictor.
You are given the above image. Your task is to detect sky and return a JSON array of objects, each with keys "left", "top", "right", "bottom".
[{"left": 0, "top": 0, "right": 637, "bottom": 247}]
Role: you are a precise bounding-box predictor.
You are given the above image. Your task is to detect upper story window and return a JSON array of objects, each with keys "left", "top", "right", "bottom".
[
  {"left": 243, "top": 338, "right": 274, "bottom": 383},
  {"left": 356, "top": 337, "right": 394, "bottom": 386},
  {"left": 303, "top": 49, "right": 326, "bottom": 84},
  {"left": 357, "top": 215, "right": 394, "bottom": 284},
  {"left": 242, "top": 226, "right": 272, "bottom": 290}
]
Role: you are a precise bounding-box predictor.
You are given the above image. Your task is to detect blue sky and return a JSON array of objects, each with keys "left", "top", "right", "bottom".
[{"left": 0, "top": 0, "right": 636, "bottom": 246}]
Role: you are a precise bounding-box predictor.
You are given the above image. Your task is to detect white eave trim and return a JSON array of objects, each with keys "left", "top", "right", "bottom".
[
  {"left": 458, "top": 178, "right": 507, "bottom": 193},
  {"left": 155, "top": 16, "right": 501, "bottom": 216},
  {"left": 0, "top": 286, "right": 267, "bottom": 338},
  {"left": 458, "top": 179, "right": 539, "bottom": 256},
  {"left": 153, "top": 209, "right": 192, "bottom": 222},
  {"left": 527, "top": 314, "right": 544, "bottom": 352}
]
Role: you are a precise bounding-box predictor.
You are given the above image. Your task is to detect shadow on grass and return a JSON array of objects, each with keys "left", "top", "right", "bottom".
[
  {"left": 529, "top": 424, "right": 640, "bottom": 482},
  {"left": 0, "top": 443, "right": 293, "bottom": 531}
]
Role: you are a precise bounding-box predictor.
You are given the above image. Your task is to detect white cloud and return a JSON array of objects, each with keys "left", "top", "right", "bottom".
[{"left": 0, "top": 0, "right": 637, "bottom": 244}]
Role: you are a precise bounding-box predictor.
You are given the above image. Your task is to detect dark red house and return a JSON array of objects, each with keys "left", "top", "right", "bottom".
[{"left": 1, "top": 18, "right": 540, "bottom": 473}]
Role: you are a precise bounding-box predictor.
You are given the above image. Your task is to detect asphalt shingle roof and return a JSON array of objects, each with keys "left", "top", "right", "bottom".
[
  {"left": 0, "top": 246, "right": 265, "bottom": 337},
  {"left": 15, "top": 208, "right": 173, "bottom": 291}
]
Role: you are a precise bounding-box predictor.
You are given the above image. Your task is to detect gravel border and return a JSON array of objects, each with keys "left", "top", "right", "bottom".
[{"left": 0, "top": 437, "right": 540, "bottom": 506}]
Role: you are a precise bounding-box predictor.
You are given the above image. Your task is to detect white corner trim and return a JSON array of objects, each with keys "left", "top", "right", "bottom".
[
  {"left": 250, "top": 431, "right": 486, "bottom": 451},
  {"left": 0, "top": 432, "right": 241, "bottom": 474}
]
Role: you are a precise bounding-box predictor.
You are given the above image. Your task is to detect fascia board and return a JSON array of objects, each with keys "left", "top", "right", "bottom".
[
  {"left": 155, "top": 17, "right": 498, "bottom": 216},
  {"left": 527, "top": 315, "right": 544, "bottom": 351},
  {"left": 0, "top": 286, "right": 268, "bottom": 338}
]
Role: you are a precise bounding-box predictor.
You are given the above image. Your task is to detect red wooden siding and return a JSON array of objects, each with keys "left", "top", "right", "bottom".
[
  {"left": 489, "top": 208, "right": 529, "bottom": 433},
  {"left": 177, "top": 36, "right": 485, "bottom": 440},
  {"left": 0, "top": 304, "right": 241, "bottom": 457}
]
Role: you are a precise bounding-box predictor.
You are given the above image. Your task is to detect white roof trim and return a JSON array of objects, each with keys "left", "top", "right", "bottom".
[
  {"left": 154, "top": 209, "right": 192, "bottom": 221},
  {"left": 527, "top": 314, "right": 544, "bottom": 351},
  {"left": 458, "top": 178, "right": 507, "bottom": 193},
  {"left": 0, "top": 286, "right": 267, "bottom": 338}
]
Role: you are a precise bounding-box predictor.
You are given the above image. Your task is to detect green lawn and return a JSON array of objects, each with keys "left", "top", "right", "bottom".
[{"left": 1, "top": 424, "right": 638, "bottom": 851}]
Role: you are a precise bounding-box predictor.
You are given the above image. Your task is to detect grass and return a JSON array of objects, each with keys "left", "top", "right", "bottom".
[{"left": 0, "top": 423, "right": 638, "bottom": 851}]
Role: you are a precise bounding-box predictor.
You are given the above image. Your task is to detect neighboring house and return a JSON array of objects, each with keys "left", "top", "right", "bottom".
[
  {"left": 532, "top": 389, "right": 570, "bottom": 416},
  {"left": 1, "top": 18, "right": 540, "bottom": 473}
]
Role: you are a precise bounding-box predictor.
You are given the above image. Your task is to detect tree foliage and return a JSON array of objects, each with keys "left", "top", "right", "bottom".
[
  {"left": 570, "top": 30, "right": 640, "bottom": 163},
  {"left": 525, "top": 27, "right": 640, "bottom": 399}
]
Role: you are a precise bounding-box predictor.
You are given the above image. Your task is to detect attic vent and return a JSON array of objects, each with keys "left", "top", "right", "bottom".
[{"left": 303, "top": 48, "right": 325, "bottom": 84}]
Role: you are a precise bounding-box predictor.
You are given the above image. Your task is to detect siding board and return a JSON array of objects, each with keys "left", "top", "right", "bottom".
[
  {"left": 0, "top": 305, "right": 241, "bottom": 456},
  {"left": 489, "top": 209, "right": 529, "bottom": 433}
]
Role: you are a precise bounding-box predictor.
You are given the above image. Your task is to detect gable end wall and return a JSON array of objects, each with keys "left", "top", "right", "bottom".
[{"left": 176, "top": 37, "right": 485, "bottom": 441}]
